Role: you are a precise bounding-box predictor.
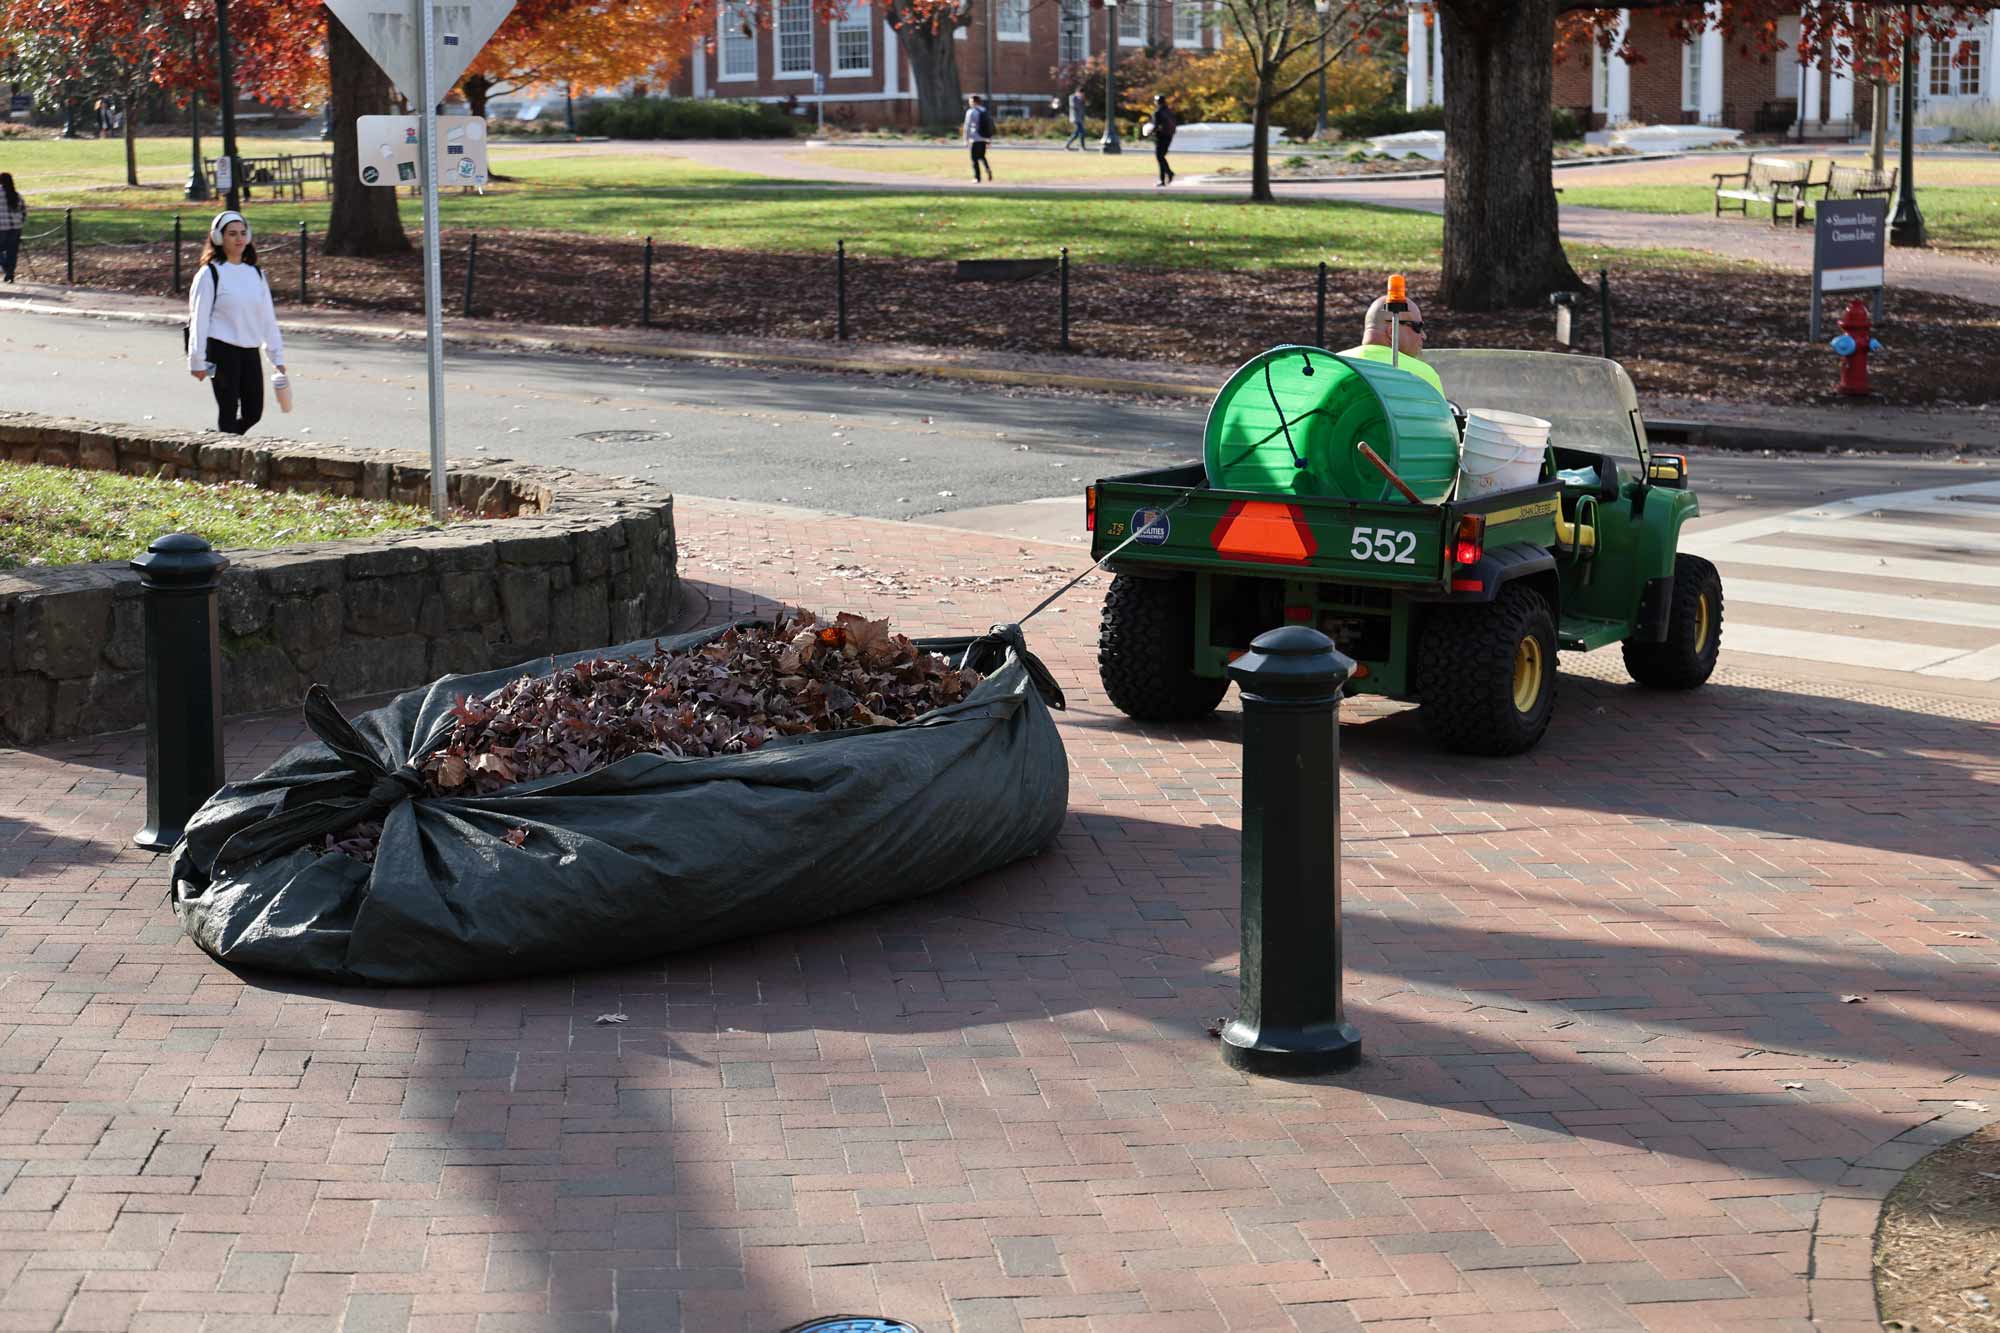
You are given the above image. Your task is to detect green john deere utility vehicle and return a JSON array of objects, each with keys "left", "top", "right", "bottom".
[{"left": 1087, "top": 347, "right": 1723, "bottom": 756}]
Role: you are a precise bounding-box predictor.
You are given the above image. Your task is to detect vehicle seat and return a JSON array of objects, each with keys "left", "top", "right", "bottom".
[{"left": 1552, "top": 447, "right": 1621, "bottom": 501}]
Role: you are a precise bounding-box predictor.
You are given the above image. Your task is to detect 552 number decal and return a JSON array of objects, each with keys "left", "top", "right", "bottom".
[{"left": 1348, "top": 527, "right": 1418, "bottom": 565}]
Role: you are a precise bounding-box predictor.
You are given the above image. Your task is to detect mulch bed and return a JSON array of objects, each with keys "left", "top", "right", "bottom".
[
  {"left": 1876, "top": 1118, "right": 2000, "bottom": 1332},
  {"left": 22, "top": 229, "right": 2000, "bottom": 407}
]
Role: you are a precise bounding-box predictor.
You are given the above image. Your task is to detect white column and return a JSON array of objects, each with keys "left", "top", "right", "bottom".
[
  {"left": 1429, "top": 8, "right": 1443, "bottom": 105},
  {"left": 883, "top": 16, "right": 900, "bottom": 97},
  {"left": 1606, "top": 10, "right": 1631, "bottom": 125},
  {"left": 1804, "top": 47, "right": 1823, "bottom": 126},
  {"left": 1699, "top": 4, "right": 1724, "bottom": 124},
  {"left": 693, "top": 42, "right": 708, "bottom": 97},
  {"left": 1828, "top": 63, "right": 1853, "bottom": 124},
  {"left": 1406, "top": 4, "right": 1430, "bottom": 110}
]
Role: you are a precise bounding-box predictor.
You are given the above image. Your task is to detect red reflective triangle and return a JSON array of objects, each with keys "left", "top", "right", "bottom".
[{"left": 1210, "top": 500, "right": 1318, "bottom": 566}]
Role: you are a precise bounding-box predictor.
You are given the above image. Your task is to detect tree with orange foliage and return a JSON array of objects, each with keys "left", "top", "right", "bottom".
[
  {"left": 1435, "top": 1, "right": 1999, "bottom": 311},
  {"left": 456, "top": 0, "right": 709, "bottom": 120}
]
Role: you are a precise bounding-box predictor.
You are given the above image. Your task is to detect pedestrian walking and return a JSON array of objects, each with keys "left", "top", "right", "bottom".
[
  {"left": 1146, "top": 94, "right": 1178, "bottom": 186},
  {"left": 186, "top": 210, "right": 287, "bottom": 436},
  {"left": 964, "top": 94, "right": 995, "bottom": 182},
  {"left": 1064, "top": 87, "right": 1088, "bottom": 150},
  {"left": 0, "top": 174, "right": 24, "bottom": 285}
]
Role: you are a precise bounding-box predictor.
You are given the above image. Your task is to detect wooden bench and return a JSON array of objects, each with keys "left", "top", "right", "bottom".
[
  {"left": 205, "top": 152, "right": 335, "bottom": 202},
  {"left": 1712, "top": 154, "right": 1817, "bottom": 226},
  {"left": 1801, "top": 163, "right": 1898, "bottom": 222}
]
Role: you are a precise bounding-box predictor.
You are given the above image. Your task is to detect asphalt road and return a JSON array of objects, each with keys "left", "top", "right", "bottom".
[{"left": 2, "top": 310, "right": 1978, "bottom": 530}]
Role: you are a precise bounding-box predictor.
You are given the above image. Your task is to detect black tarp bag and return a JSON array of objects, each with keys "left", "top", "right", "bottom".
[{"left": 169, "top": 623, "right": 1068, "bottom": 986}]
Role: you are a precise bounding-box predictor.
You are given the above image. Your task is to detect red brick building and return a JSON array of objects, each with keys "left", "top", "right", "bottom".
[
  {"left": 1405, "top": 2, "right": 1994, "bottom": 137},
  {"left": 659, "top": 0, "right": 1221, "bottom": 126}
]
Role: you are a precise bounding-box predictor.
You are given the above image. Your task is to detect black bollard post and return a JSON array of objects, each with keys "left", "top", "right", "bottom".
[
  {"left": 65, "top": 208, "right": 74, "bottom": 284},
  {"left": 1599, "top": 267, "right": 1613, "bottom": 359},
  {"left": 1059, "top": 247, "right": 1070, "bottom": 353},
  {"left": 1315, "top": 261, "right": 1328, "bottom": 348},
  {"left": 463, "top": 231, "right": 478, "bottom": 317},
  {"left": 1220, "top": 625, "right": 1361, "bottom": 1075},
  {"left": 173, "top": 214, "right": 183, "bottom": 293},
  {"left": 642, "top": 236, "right": 653, "bottom": 327},
  {"left": 130, "top": 534, "right": 230, "bottom": 852},
  {"left": 298, "top": 220, "right": 307, "bottom": 306},
  {"left": 836, "top": 239, "right": 848, "bottom": 341}
]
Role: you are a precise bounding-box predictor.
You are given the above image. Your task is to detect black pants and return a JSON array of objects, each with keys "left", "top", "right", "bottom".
[
  {"left": 0, "top": 229, "right": 18, "bottom": 282},
  {"left": 206, "top": 338, "right": 264, "bottom": 435},
  {"left": 970, "top": 140, "right": 990, "bottom": 181},
  {"left": 1155, "top": 140, "right": 1173, "bottom": 183}
]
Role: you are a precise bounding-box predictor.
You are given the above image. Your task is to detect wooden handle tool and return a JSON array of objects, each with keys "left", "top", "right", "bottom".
[{"left": 1356, "top": 441, "right": 1425, "bottom": 505}]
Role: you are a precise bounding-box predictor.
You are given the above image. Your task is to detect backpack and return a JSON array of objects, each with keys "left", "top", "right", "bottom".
[
  {"left": 976, "top": 107, "right": 996, "bottom": 139},
  {"left": 182, "top": 260, "right": 222, "bottom": 355}
]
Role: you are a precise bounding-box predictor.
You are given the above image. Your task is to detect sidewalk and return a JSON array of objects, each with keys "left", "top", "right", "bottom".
[
  {"left": 3, "top": 495, "right": 1997, "bottom": 1331},
  {"left": 7, "top": 284, "right": 1998, "bottom": 453}
]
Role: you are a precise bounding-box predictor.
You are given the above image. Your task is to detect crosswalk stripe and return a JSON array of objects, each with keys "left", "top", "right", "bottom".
[
  {"left": 1839, "top": 493, "right": 2000, "bottom": 524},
  {"left": 1690, "top": 541, "right": 2000, "bottom": 587},
  {"left": 1723, "top": 579, "right": 2000, "bottom": 631},
  {"left": 1919, "top": 644, "right": 2000, "bottom": 682},
  {"left": 1776, "top": 516, "right": 2000, "bottom": 554},
  {"left": 1688, "top": 480, "right": 2000, "bottom": 547},
  {"left": 1717, "top": 624, "right": 1970, "bottom": 671}
]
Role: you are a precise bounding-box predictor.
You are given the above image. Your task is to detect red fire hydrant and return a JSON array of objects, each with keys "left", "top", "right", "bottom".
[{"left": 1832, "top": 299, "right": 1878, "bottom": 397}]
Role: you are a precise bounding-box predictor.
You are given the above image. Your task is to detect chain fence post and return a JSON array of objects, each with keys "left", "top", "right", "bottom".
[
  {"left": 1315, "top": 261, "right": 1328, "bottom": 348},
  {"left": 642, "top": 236, "right": 653, "bottom": 327},
  {"left": 130, "top": 533, "right": 230, "bottom": 852},
  {"left": 1060, "top": 247, "right": 1071, "bottom": 353},
  {"left": 836, "top": 239, "right": 848, "bottom": 342},
  {"left": 1219, "top": 625, "right": 1362, "bottom": 1076},
  {"left": 64, "top": 208, "right": 74, "bottom": 284},
  {"left": 462, "top": 232, "right": 478, "bottom": 318}
]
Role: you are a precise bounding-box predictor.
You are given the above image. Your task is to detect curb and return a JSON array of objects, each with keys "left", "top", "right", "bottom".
[{"left": 8, "top": 294, "right": 1986, "bottom": 452}]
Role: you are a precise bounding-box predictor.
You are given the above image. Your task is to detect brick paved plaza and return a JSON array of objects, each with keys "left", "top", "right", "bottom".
[{"left": 3, "top": 497, "right": 1997, "bottom": 1332}]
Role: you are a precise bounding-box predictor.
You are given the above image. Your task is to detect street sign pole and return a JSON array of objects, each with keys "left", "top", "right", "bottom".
[{"left": 417, "top": 0, "right": 448, "bottom": 524}]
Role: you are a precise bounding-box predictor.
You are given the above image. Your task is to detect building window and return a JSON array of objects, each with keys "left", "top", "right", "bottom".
[
  {"left": 996, "top": 0, "right": 1028, "bottom": 41},
  {"left": 1962, "top": 38, "right": 1983, "bottom": 95},
  {"left": 1059, "top": 0, "right": 1089, "bottom": 63},
  {"left": 1173, "top": 0, "right": 1203, "bottom": 46},
  {"left": 1119, "top": 0, "right": 1147, "bottom": 44},
  {"left": 778, "top": 0, "right": 813, "bottom": 74},
  {"left": 835, "top": 2, "right": 872, "bottom": 73},
  {"left": 1681, "top": 37, "right": 1702, "bottom": 111},
  {"left": 1928, "top": 39, "right": 1951, "bottom": 95},
  {"left": 719, "top": 4, "right": 757, "bottom": 80}
]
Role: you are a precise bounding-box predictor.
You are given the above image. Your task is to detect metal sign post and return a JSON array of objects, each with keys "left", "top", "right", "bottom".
[
  {"left": 416, "top": 0, "right": 447, "bottom": 523},
  {"left": 325, "top": 0, "right": 514, "bottom": 524}
]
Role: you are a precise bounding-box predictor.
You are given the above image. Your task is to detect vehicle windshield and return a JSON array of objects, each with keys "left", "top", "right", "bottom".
[{"left": 1424, "top": 350, "right": 1648, "bottom": 463}]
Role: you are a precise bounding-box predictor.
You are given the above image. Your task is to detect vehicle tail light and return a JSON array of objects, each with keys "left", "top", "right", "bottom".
[
  {"left": 1284, "top": 605, "right": 1312, "bottom": 622},
  {"left": 1085, "top": 485, "right": 1097, "bottom": 531},
  {"left": 1453, "top": 514, "right": 1485, "bottom": 568}
]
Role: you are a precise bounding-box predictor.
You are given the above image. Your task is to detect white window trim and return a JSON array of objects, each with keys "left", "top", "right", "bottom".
[
  {"left": 1172, "top": 0, "right": 1202, "bottom": 49},
  {"left": 834, "top": 7, "right": 874, "bottom": 76},
  {"left": 1961, "top": 37, "right": 1983, "bottom": 96},
  {"left": 1059, "top": 0, "right": 1090, "bottom": 62},
  {"left": 1119, "top": 0, "right": 1147, "bottom": 46},
  {"left": 717, "top": 7, "right": 758, "bottom": 82},
  {"left": 997, "top": 0, "right": 1029, "bottom": 43},
  {"left": 1680, "top": 39, "right": 1700, "bottom": 111},
  {"left": 775, "top": 0, "right": 816, "bottom": 78}
]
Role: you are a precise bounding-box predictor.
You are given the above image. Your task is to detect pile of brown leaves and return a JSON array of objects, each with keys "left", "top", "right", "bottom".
[{"left": 426, "top": 611, "right": 980, "bottom": 796}]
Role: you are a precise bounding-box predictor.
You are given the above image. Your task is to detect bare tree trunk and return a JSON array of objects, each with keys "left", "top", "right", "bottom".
[
  {"left": 324, "top": 14, "right": 411, "bottom": 257},
  {"left": 1437, "top": 0, "right": 1578, "bottom": 310},
  {"left": 123, "top": 95, "right": 139, "bottom": 186},
  {"left": 888, "top": 2, "right": 966, "bottom": 130},
  {"left": 1250, "top": 87, "right": 1273, "bottom": 202},
  {"left": 462, "top": 73, "right": 492, "bottom": 121}
]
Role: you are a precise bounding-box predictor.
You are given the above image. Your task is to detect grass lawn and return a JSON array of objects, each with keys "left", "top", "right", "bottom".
[
  {"left": 0, "top": 462, "right": 442, "bottom": 569},
  {"left": 0, "top": 134, "right": 318, "bottom": 191},
  {"left": 1558, "top": 182, "right": 2000, "bottom": 254},
  {"left": 797, "top": 145, "right": 1246, "bottom": 183}
]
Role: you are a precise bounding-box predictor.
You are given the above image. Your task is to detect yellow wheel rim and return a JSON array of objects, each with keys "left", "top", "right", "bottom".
[
  {"left": 1694, "top": 593, "right": 1712, "bottom": 655},
  {"left": 1512, "top": 636, "right": 1545, "bottom": 714}
]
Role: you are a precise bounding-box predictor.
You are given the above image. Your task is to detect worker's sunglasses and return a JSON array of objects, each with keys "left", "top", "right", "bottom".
[{"left": 1402, "top": 321, "right": 1426, "bottom": 334}]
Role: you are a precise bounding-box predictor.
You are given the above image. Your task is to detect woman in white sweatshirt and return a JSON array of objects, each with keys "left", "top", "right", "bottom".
[{"left": 187, "top": 210, "right": 287, "bottom": 435}]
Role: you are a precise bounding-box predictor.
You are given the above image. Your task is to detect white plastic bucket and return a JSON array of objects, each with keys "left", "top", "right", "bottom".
[{"left": 1457, "top": 409, "right": 1550, "bottom": 496}]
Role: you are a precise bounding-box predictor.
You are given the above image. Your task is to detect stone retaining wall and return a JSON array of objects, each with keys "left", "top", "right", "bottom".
[{"left": 0, "top": 413, "right": 679, "bottom": 746}]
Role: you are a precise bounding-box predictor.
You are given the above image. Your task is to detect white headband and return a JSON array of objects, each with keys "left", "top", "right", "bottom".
[{"left": 209, "top": 210, "right": 250, "bottom": 244}]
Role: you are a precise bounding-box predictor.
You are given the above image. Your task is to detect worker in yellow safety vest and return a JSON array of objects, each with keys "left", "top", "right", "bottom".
[{"left": 1339, "top": 293, "right": 1446, "bottom": 398}]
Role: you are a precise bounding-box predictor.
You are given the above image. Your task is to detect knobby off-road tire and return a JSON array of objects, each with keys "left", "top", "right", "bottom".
[
  {"left": 1098, "top": 573, "right": 1230, "bottom": 722},
  {"left": 1415, "top": 583, "right": 1559, "bottom": 757},
  {"left": 1623, "top": 553, "right": 1723, "bottom": 689}
]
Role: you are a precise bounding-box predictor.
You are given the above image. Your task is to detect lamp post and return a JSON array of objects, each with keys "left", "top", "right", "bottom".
[
  {"left": 215, "top": 0, "right": 242, "bottom": 212},
  {"left": 985, "top": 0, "right": 996, "bottom": 103},
  {"left": 185, "top": 89, "right": 210, "bottom": 202},
  {"left": 1889, "top": 2, "right": 1925, "bottom": 247},
  {"left": 1101, "top": 0, "right": 1122, "bottom": 153},
  {"left": 1314, "top": 0, "right": 1329, "bottom": 140}
]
